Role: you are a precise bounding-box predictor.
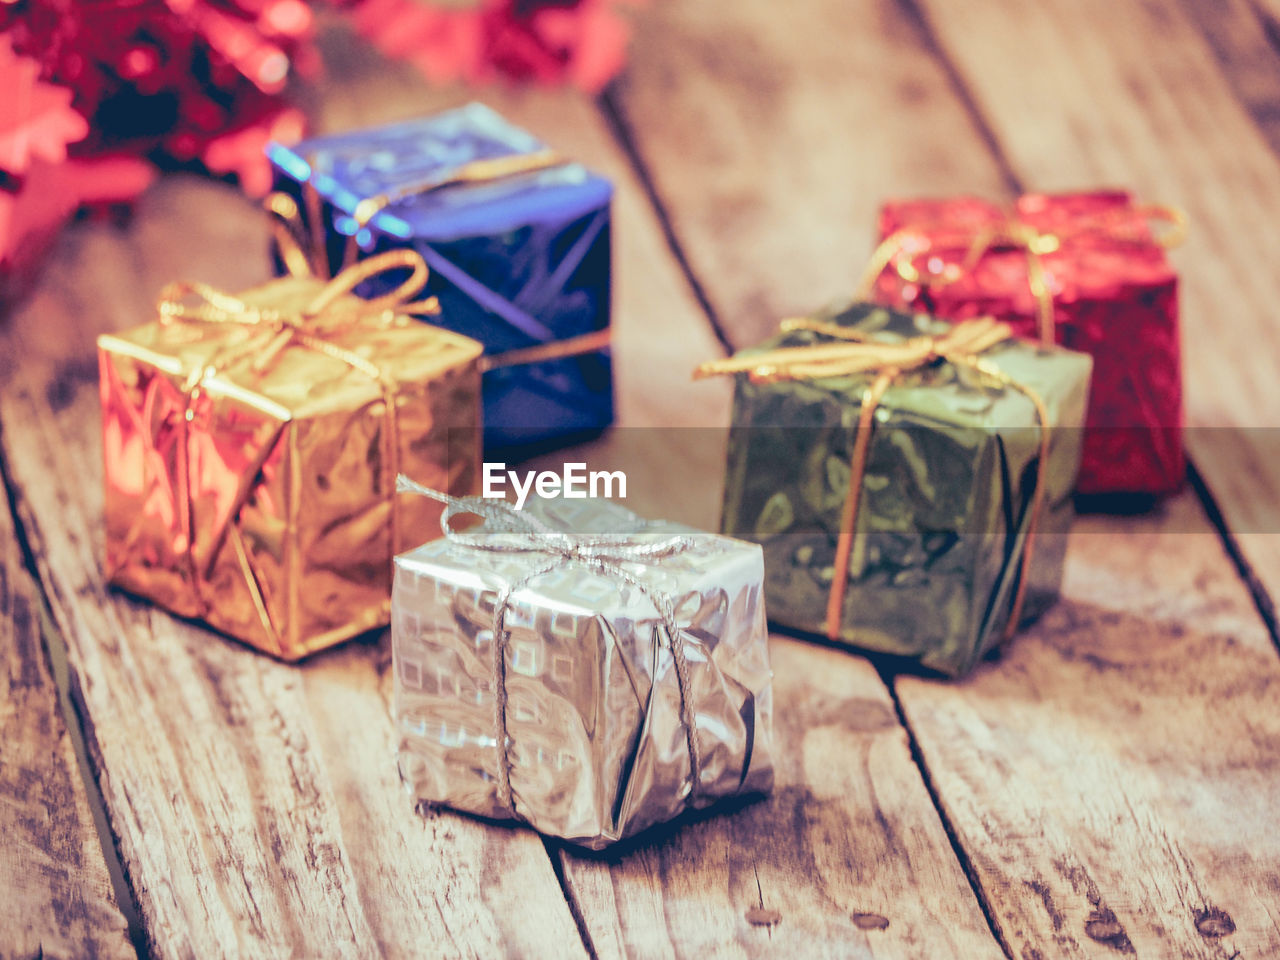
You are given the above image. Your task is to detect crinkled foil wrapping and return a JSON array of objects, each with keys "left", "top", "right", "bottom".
[
  {"left": 393, "top": 498, "right": 774, "bottom": 848},
  {"left": 98, "top": 275, "right": 483, "bottom": 660},
  {"left": 874, "top": 190, "right": 1182, "bottom": 496},
  {"left": 721, "top": 303, "right": 1092, "bottom": 677},
  {"left": 268, "top": 102, "right": 615, "bottom": 453}
]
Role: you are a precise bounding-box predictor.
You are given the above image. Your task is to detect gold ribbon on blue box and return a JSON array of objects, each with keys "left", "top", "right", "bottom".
[{"left": 266, "top": 103, "right": 615, "bottom": 453}]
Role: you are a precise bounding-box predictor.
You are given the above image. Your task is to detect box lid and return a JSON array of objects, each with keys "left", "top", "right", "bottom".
[
  {"left": 268, "top": 103, "right": 614, "bottom": 244},
  {"left": 98, "top": 274, "right": 483, "bottom": 421}
]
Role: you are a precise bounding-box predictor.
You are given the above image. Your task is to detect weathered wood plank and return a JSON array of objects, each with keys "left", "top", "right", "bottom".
[
  {"left": 0, "top": 481, "right": 134, "bottom": 960},
  {"left": 614, "top": 2, "right": 1280, "bottom": 957},
  {"left": 308, "top": 19, "right": 1004, "bottom": 958},
  {"left": 318, "top": 29, "right": 1003, "bottom": 955},
  {"left": 557, "top": 636, "right": 1005, "bottom": 960},
  {"left": 912, "top": 0, "right": 1280, "bottom": 622},
  {"left": 3, "top": 24, "right": 985, "bottom": 957},
  {"left": 885, "top": 3, "right": 1280, "bottom": 953},
  {"left": 607, "top": 0, "right": 1012, "bottom": 350},
  {"left": 1182, "top": 0, "right": 1280, "bottom": 158},
  {"left": 503, "top": 5, "right": 1010, "bottom": 953},
  {"left": 1, "top": 187, "right": 590, "bottom": 959},
  {"left": 897, "top": 499, "right": 1280, "bottom": 958},
  {"left": 0, "top": 37, "right": 625, "bottom": 955}
]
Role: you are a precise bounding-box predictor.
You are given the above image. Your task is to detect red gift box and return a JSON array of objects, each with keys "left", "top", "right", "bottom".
[{"left": 869, "top": 190, "right": 1184, "bottom": 497}]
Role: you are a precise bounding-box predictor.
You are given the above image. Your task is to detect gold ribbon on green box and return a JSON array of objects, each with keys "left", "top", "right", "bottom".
[{"left": 697, "top": 315, "right": 1049, "bottom": 648}]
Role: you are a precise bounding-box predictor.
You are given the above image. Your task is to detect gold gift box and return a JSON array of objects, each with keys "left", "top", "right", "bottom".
[{"left": 98, "top": 263, "right": 483, "bottom": 660}]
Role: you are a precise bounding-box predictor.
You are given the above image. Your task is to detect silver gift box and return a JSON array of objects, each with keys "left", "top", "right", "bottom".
[{"left": 392, "top": 496, "right": 774, "bottom": 848}]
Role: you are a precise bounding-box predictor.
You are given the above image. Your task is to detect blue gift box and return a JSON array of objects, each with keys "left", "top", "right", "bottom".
[{"left": 267, "top": 103, "right": 614, "bottom": 454}]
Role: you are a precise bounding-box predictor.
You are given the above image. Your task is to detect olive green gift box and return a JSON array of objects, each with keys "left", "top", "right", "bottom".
[{"left": 718, "top": 303, "right": 1092, "bottom": 676}]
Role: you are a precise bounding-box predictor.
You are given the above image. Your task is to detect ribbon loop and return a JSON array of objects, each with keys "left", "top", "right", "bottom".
[
  {"left": 396, "top": 475, "right": 551, "bottom": 540},
  {"left": 859, "top": 201, "right": 1188, "bottom": 346},
  {"left": 302, "top": 248, "right": 438, "bottom": 321},
  {"left": 265, "top": 191, "right": 316, "bottom": 280},
  {"left": 348, "top": 148, "right": 567, "bottom": 252},
  {"left": 157, "top": 249, "right": 442, "bottom": 382},
  {"left": 695, "top": 315, "right": 1015, "bottom": 384},
  {"left": 397, "top": 476, "right": 704, "bottom": 825}
]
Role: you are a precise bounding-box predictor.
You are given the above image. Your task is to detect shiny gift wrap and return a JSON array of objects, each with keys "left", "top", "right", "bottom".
[
  {"left": 871, "top": 190, "right": 1182, "bottom": 497},
  {"left": 392, "top": 491, "right": 774, "bottom": 848},
  {"left": 267, "top": 102, "right": 614, "bottom": 453},
  {"left": 98, "top": 264, "right": 483, "bottom": 660},
  {"left": 718, "top": 304, "right": 1091, "bottom": 677}
]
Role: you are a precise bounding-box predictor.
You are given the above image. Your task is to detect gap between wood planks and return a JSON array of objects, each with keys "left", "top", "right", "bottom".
[
  {"left": 544, "top": 836, "right": 604, "bottom": 960},
  {"left": 0, "top": 426, "right": 151, "bottom": 959},
  {"left": 6, "top": 7, "right": 1276, "bottom": 956},
  {"left": 590, "top": 71, "right": 1021, "bottom": 960},
  {"left": 909, "top": 0, "right": 1280, "bottom": 665},
  {"left": 1169, "top": 0, "right": 1280, "bottom": 656},
  {"left": 874, "top": 659, "right": 1009, "bottom": 956},
  {"left": 596, "top": 86, "right": 736, "bottom": 356},
  {"left": 1186, "top": 462, "right": 1280, "bottom": 656},
  {"left": 593, "top": 3, "right": 1280, "bottom": 957}
]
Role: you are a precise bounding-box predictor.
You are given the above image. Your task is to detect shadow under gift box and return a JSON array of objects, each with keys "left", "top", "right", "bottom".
[
  {"left": 267, "top": 103, "right": 614, "bottom": 456},
  {"left": 98, "top": 274, "right": 483, "bottom": 661},
  {"left": 392, "top": 497, "right": 774, "bottom": 849},
  {"left": 719, "top": 304, "right": 1092, "bottom": 678}
]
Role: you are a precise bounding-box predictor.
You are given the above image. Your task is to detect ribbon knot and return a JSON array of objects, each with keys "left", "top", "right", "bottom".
[
  {"left": 152, "top": 249, "right": 447, "bottom": 654},
  {"left": 397, "top": 476, "right": 705, "bottom": 824},
  {"left": 694, "top": 314, "right": 1015, "bottom": 384},
  {"left": 267, "top": 148, "right": 568, "bottom": 280},
  {"left": 158, "top": 248, "right": 442, "bottom": 385},
  {"left": 859, "top": 202, "right": 1187, "bottom": 344},
  {"left": 695, "top": 315, "right": 1049, "bottom": 647}
]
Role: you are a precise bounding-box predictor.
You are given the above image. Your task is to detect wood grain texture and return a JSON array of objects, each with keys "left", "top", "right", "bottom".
[
  {"left": 1181, "top": 0, "right": 1280, "bottom": 158},
  {"left": 897, "top": 496, "right": 1280, "bottom": 959},
  {"left": 609, "top": 0, "right": 1012, "bottom": 348},
  {"left": 557, "top": 637, "right": 1004, "bottom": 960},
  {"left": 318, "top": 25, "right": 1005, "bottom": 958},
  {"left": 616, "top": 3, "right": 1280, "bottom": 958},
  {"left": 0, "top": 185, "right": 589, "bottom": 959},
  {"left": 0, "top": 37, "right": 637, "bottom": 955},
  {"left": 0, "top": 27, "right": 788, "bottom": 958},
  {"left": 912, "top": 0, "right": 1280, "bottom": 624},
  {"left": 0, "top": 489, "right": 134, "bottom": 960}
]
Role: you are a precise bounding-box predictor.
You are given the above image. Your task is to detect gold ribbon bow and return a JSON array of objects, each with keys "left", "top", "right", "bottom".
[
  {"left": 159, "top": 249, "right": 440, "bottom": 385},
  {"left": 156, "top": 250, "right": 442, "bottom": 654},
  {"left": 858, "top": 203, "right": 1188, "bottom": 344},
  {"left": 264, "top": 149, "right": 612, "bottom": 371},
  {"left": 696, "top": 316, "right": 1049, "bottom": 646}
]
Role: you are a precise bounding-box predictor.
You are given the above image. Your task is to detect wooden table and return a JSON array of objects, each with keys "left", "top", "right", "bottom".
[{"left": 4, "top": 2, "right": 1280, "bottom": 957}]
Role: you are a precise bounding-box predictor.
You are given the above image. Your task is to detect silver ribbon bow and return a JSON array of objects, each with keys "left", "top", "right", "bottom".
[{"left": 397, "top": 475, "right": 704, "bottom": 820}]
